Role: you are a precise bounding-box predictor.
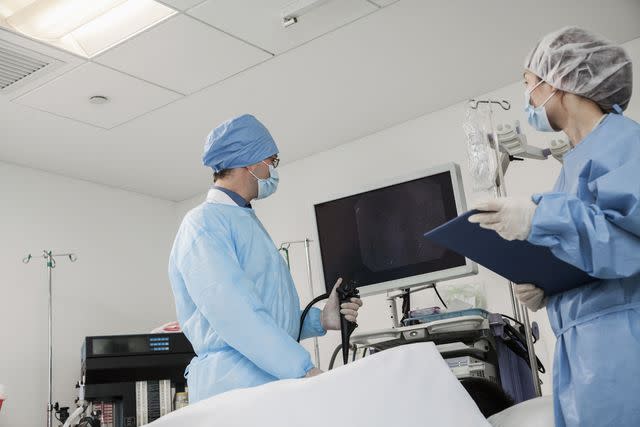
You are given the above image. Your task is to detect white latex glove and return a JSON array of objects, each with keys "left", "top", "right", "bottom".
[
  {"left": 304, "top": 367, "right": 323, "bottom": 378},
  {"left": 321, "top": 278, "right": 364, "bottom": 331},
  {"left": 515, "top": 284, "right": 547, "bottom": 312},
  {"left": 0, "top": 384, "right": 5, "bottom": 413},
  {"left": 151, "top": 321, "right": 181, "bottom": 334},
  {"left": 468, "top": 197, "right": 538, "bottom": 241}
]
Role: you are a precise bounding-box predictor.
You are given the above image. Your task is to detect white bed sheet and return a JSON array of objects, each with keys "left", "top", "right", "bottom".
[
  {"left": 489, "top": 396, "right": 554, "bottom": 427},
  {"left": 150, "top": 342, "right": 491, "bottom": 427}
]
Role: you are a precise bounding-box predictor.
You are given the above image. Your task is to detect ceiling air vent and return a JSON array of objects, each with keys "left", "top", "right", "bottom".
[{"left": 0, "top": 39, "right": 59, "bottom": 92}]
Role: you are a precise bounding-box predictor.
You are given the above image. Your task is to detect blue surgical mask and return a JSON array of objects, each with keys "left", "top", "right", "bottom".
[
  {"left": 524, "top": 80, "right": 557, "bottom": 132},
  {"left": 249, "top": 162, "right": 279, "bottom": 200}
]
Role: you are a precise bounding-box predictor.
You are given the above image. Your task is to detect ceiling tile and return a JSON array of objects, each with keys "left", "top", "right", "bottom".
[
  {"left": 95, "top": 14, "right": 271, "bottom": 94},
  {"left": 13, "top": 62, "right": 182, "bottom": 129},
  {"left": 156, "top": 0, "right": 208, "bottom": 11},
  {"left": 368, "top": 0, "right": 400, "bottom": 6},
  {"left": 188, "top": 0, "right": 378, "bottom": 54}
]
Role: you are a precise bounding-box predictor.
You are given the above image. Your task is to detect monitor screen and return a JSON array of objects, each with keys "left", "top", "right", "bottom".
[
  {"left": 314, "top": 164, "right": 473, "bottom": 295},
  {"left": 91, "top": 336, "right": 148, "bottom": 356}
]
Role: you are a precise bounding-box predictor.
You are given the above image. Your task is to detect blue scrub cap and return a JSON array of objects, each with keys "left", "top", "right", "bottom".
[{"left": 203, "top": 114, "right": 279, "bottom": 172}]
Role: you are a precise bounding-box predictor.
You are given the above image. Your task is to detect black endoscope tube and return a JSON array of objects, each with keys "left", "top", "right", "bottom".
[{"left": 298, "top": 293, "right": 330, "bottom": 342}]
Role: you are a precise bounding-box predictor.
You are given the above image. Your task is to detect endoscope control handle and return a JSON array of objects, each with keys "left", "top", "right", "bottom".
[{"left": 337, "top": 280, "right": 360, "bottom": 365}]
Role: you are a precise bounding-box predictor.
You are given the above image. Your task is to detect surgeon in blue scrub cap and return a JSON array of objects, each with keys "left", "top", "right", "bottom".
[
  {"left": 469, "top": 27, "right": 640, "bottom": 427},
  {"left": 169, "top": 114, "right": 363, "bottom": 403}
]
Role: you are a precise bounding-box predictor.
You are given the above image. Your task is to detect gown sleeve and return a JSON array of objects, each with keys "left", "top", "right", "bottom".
[
  {"left": 299, "top": 307, "right": 326, "bottom": 340},
  {"left": 529, "top": 157, "right": 640, "bottom": 279}
]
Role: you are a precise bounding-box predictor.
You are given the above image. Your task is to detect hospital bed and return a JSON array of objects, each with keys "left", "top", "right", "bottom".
[{"left": 147, "top": 343, "right": 553, "bottom": 427}]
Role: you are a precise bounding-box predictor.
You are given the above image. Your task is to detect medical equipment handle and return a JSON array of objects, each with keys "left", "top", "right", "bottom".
[{"left": 337, "top": 280, "right": 360, "bottom": 365}]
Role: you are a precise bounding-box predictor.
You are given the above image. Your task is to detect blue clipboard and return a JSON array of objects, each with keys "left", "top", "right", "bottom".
[{"left": 424, "top": 210, "right": 594, "bottom": 296}]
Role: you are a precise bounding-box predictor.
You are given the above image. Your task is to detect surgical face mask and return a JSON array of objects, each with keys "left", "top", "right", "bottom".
[
  {"left": 524, "top": 80, "right": 557, "bottom": 132},
  {"left": 249, "top": 161, "right": 279, "bottom": 200}
]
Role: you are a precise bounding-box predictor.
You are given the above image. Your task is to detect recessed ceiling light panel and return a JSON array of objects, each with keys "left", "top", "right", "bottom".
[{"left": 0, "top": 0, "right": 176, "bottom": 58}]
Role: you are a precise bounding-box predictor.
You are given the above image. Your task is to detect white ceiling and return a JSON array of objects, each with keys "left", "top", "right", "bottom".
[
  {"left": 15, "top": 62, "right": 182, "bottom": 128},
  {"left": 1, "top": 0, "right": 640, "bottom": 202},
  {"left": 187, "top": 0, "right": 379, "bottom": 54},
  {"left": 159, "top": 0, "right": 207, "bottom": 11},
  {"left": 95, "top": 14, "right": 272, "bottom": 95}
]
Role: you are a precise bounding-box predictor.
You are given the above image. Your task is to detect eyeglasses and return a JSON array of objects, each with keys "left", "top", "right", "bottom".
[{"left": 261, "top": 157, "right": 280, "bottom": 169}]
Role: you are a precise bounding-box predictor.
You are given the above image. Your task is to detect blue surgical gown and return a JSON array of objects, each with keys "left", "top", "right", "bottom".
[
  {"left": 528, "top": 113, "right": 640, "bottom": 427},
  {"left": 168, "top": 195, "right": 326, "bottom": 403}
]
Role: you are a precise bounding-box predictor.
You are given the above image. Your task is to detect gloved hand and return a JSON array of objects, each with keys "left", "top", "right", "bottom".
[
  {"left": 0, "top": 384, "right": 5, "bottom": 413},
  {"left": 151, "top": 321, "right": 181, "bottom": 334},
  {"left": 515, "top": 284, "right": 547, "bottom": 312},
  {"left": 321, "top": 278, "right": 364, "bottom": 331},
  {"left": 304, "top": 367, "right": 323, "bottom": 378},
  {"left": 468, "top": 197, "right": 538, "bottom": 241}
]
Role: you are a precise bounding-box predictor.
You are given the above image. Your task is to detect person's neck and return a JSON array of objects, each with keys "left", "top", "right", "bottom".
[
  {"left": 215, "top": 180, "right": 252, "bottom": 204},
  {"left": 561, "top": 102, "right": 606, "bottom": 146}
]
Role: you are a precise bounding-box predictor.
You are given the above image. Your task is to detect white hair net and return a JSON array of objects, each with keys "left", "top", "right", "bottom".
[{"left": 525, "top": 26, "right": 633, "bottom": 113}]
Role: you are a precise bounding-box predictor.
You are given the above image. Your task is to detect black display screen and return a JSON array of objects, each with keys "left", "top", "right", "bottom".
[
  {"left": 314, "top": 171, "right": 465, "bottom": 293},
  {"left": 92, "top": 337, "right": 148, "bottom": 355}
]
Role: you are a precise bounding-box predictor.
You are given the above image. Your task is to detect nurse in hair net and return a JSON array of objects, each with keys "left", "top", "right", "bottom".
[{"left": 470, "top": 27, "right": 640, "bottom": 427}]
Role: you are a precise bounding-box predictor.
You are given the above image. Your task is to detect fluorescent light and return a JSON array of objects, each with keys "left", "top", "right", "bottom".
[
  {"left": 69, "top": 0, "right": 176, "bottom": 57},
  {"left": 0, "top": 1, "right": 36, "bottom": 19},
  {"left": 0, "top": 0, "right": 176, "bottom": 57},
  {"left": 6, "top": 0, "right": 128, "bottom": 41}
]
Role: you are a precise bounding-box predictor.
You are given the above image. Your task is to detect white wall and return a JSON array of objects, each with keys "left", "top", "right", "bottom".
[
  {"left": 0, "top": 163, "right": 178, "bottom": 427},
  {"left": 176, "top": 37, "right": 640, "bottom": 396}
]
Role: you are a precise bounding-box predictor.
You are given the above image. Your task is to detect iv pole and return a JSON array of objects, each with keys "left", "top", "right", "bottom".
[
  {"left": 278, "top": 239, "right": 321, "bottom": 368},
  {"left": 23, "top": 251, "right": 77, "bottom": 427},
  {"left": 469, "top": 99, "right": 542, "bottom": 397},
  {"left": 470, "top": 99, "right": 522, "bottom": 322}
]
